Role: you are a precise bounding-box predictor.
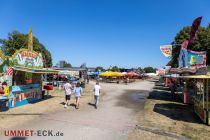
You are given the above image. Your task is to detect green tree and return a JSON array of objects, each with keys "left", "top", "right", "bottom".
[
  {"left": 0, "top": 31, "right": 52, "bottom": 67},
  {"left": 144, "top": 67, "right": 156, "bottom": 73},
  {"left": 137, "top": 67, "right": 144, "bottom": 73},
  {"left": 168, "top": 25, "right": 210, "bottom": 67},
  {"left": 95, "top": 66, "right": 105, "bottom": 72},
  {"left": 109, "top": 66, "right": 119, "bottom": 72},
  {"left": 63, "top": 62, "right": 72, "bottom": 68},
  {"left": 80, "top": 63, "right": 87, "bottom": 68}
]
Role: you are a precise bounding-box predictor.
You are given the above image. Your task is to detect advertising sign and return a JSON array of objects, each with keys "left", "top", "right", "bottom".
[
  {"left": 12, "top": 49, "right": 43, "bottom": 69},
  {"left": 178, "top": 47, "right": 206, "bottom": 69},
  {"left": 160, "top": 45, "right": 172, "bottom": 58}
]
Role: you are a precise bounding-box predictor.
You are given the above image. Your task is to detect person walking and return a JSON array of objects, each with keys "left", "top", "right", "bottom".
[
  {"left": 93, "top": 82, "right": 101, "bottom": 109},
  {"left": 74, "top": 82, "right": 83, "bottom": 109},
  {"left": 63, "top": 80, "right": 73, "bottom": 108}
]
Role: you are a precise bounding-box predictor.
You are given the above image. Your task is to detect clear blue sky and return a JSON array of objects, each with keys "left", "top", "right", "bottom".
[{"left": 0, "top": 0, "right": 210, "bottom": 68}]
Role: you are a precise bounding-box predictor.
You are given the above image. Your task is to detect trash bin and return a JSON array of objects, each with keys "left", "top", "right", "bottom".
[
  {"left": 42, "top": 90, "right": 45, "bottom": 99},
  {"left": 0, "top": 99, "right": 9, "bottom": 112}
]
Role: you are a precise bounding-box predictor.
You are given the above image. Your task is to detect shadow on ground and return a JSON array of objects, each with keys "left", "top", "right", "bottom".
[
  {"left": 153, "top": 103, "right": 202, "bottom": 124},
  {"left": 88, "top": 102, "right": 96, "bottom": 108},
  {"left": 29, "top": 95, "right": 54, "bottom": 105},
  {"left": 148, "top": 89, "right": 181, "bottom": 102},
  {"left": 59, "top": 102, "right": 77, "bottom": 108},
  {"left": 115, "top": 89, "right": 150, "bottom": 112},
  {"left": 149, "top": 83, "right": 203, "bottom": 124}
]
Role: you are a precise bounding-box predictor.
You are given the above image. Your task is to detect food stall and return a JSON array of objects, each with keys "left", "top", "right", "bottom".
[
  {"left": 0, "top": 28, "right": 58, "bottom": 110},
  {"left": 181, "top": 75, "right": 210, "bottom": 125}
]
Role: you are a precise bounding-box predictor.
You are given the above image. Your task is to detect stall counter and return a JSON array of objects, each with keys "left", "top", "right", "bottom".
[{"left": 8, "top": 84, "right": 42, "bottom": 108}]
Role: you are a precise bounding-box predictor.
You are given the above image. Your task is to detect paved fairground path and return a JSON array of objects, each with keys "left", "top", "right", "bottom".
[{"left": 4, "top": 80, "right": 154, "bottom": 140}]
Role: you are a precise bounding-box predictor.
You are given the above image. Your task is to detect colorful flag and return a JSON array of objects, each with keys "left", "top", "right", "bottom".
[{"left": 160, "top": 45, "right": 172, "bottom": 58}]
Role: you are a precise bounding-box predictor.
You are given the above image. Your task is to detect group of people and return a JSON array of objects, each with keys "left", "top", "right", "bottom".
[{"left": 63, "top": 81, "right": 101, "bottom": 109}]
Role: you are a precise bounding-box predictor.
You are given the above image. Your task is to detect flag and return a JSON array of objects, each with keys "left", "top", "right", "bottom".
[
  {"left": 6, "top": 67, "right": 13, "bottom": 76},
  {"left": 189, "top": 16, "right": 202, "bottom": 45},
  {"left": 160, "top": 45, "right": 172, "bottom": 58}
]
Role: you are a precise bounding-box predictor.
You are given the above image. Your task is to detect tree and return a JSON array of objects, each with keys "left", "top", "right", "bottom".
[
  {"left": 137, "top": 67, "right": 144, "bottom": 73},
  {"left": 109, "top": 66, "right": 119, "bottom": 72},
  {"left": 63, "top": 62, "right": 72, "bottom": 68},
  {"left": 144, "top": 67, "right": 156, "bottom": 73},
  {"left": 95, "top": 66, "right": 105, "bottom": 72},
  {"left": 80, "top": 63, "right": 87, "bottom": 68},
  {"left": 0, "top": 31, "right": 52, "bottom": 67},
  {"left": 167, "top": 25, "right": 210, "bottom": 67}
]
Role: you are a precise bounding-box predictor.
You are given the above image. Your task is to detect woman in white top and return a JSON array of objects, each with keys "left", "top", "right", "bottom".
[{"left": 74, "top": 82, "right": 83, "bottom": 109}]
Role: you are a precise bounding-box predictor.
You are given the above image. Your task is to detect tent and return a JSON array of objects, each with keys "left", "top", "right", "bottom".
[
  {"left": 99, "top": 71, "right": 124, "bottom": 77},
  {"left": 127, "top": 71, "right": 139, "bottom": 77}
]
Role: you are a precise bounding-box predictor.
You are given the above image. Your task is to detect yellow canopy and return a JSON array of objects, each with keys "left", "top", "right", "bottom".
[
  {"left": 99, "top": 71, "right": 114, "bottom": 77},
  {"left": 99, "top": 71, "right": 124, "bottom": 77},
  {"left": 112, "top": 72, "right": 124, "bottom": 77}
]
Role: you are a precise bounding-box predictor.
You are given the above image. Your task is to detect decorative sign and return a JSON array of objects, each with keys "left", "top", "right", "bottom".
[
  {"left": 178, "top": 47, "right": 206, "bottom": 69},
  {"left": 160, "top": 45, "right": 172, "bottom": 58},
  {"left": 12, "top": 49, "right": 43, "bottom": 69}
]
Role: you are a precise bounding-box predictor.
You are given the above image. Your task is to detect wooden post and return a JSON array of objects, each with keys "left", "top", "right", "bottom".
[{"left": 206, "top": 79, "right": 209, "bottom": 125}]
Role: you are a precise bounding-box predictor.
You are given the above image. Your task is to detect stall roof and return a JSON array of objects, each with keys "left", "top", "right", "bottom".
[
  {"left": 180, "top": 75, "right": 210, "bottom": 79},
  {"left": 13, "top": 67, "right": 59, "bottom": 74}
]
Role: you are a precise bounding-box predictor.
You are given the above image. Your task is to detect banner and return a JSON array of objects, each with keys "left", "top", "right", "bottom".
[
  {"left": 178, "top": 47, "right": 206, "bottom": 69},
  {"left": 160, "top": 45, "right": 172, "bottom": 58}
]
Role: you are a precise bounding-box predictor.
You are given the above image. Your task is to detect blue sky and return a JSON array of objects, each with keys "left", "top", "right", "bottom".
[{"left": 0, "top": 0, "right": 210, "bottom": 68}]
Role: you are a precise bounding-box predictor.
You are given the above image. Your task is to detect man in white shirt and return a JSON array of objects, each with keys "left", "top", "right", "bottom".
[
  {"left": 93, "top": 82, "right": 101, "bottom": 109},
  {"left": 63, "top": 80, "right": 73, "bottom": 108}
]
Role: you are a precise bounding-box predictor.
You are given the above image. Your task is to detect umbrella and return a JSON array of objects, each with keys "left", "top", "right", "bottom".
[
  {"left": 99, "top": 71, "right": 114, "bottom": 77},
  {"left": 127, "top": 71, "right": 139, "bottom": 77},
  {"left": 122, "top": 72, "right": 127, "bottom": 75},
  {"left": 112, "top": 72, "right": 124, "bottom": 77},
  {"left": 99, "top": 71, "right": 124, "bottom": 77}
]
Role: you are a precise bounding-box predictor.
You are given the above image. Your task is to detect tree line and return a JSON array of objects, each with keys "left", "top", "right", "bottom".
[{"left": 95, "top": 66, "right": 157, "bottom": 73}]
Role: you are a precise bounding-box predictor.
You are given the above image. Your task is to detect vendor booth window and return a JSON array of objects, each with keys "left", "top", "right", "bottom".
[{"left": 13, "top": 71, "right": 32, "bottom": 85}]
